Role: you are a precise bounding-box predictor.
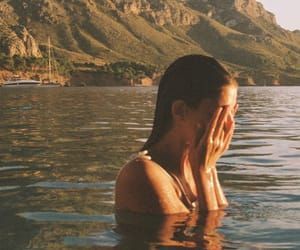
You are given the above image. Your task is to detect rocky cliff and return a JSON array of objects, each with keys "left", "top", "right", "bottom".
[
  {"left": 0, "top": 2, "right": 41, "bottom": 57},
  {"left": 234, "top": 0, "right": 276, "bottom": 23},
  {"left": 0, "top": 0, "right": 299, "bottom": 85},
  {"left": 189, "top": 0, "right": 276, "bottom": 23},
  {"left": 114, "top": 0, "right": 199, "bottom": 26},
  {"left": 0, "top": 24, "right": 42, "bottom": 57}
]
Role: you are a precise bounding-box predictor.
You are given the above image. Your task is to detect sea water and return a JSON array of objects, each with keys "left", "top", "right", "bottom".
[{"left": 0, "top": 86, "right": 299, "bottom": 249}]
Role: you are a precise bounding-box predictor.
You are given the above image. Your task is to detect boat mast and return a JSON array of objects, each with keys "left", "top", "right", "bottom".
[{"left": 48, "top": 36, "right": 52, "bottom": 83}]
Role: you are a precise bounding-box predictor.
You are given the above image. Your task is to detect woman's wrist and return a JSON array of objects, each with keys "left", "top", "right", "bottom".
[
  {"left": 193, "top": 166, "right": 219, "bottom": 211},
  {"left": 200, "top": 162, "right": 216, "bottom": 174},
  {"left": 212, "top": 167, "right": 228, "bottom": 208}
]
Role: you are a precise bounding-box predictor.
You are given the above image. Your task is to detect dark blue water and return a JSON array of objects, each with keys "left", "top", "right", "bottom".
[{"left": 0, "top": 86, "right": 299, "bottom": 249}]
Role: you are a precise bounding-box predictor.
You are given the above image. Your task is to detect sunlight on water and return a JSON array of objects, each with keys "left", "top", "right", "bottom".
[{"left": 0, "top": 86, "right": 299, "bottom": 249}]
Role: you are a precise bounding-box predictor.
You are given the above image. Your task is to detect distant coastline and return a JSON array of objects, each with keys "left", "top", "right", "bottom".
[{"left": 1, "top": 68, "right": 299, "bottom": 87}]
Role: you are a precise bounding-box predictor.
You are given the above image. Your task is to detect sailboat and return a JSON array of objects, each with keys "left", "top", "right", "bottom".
[{"left": 41, "top": 37, "right": 61, "bottom": 86}]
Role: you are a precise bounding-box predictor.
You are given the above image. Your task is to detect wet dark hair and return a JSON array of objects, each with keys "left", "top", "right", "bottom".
[{"left": 142, "top": 54, "right": 237, "bottom": 151}]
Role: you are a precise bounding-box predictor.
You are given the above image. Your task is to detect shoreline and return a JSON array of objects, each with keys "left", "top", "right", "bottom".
[{"left": 1, "top": 70, "right": 299, "bottom": 87}]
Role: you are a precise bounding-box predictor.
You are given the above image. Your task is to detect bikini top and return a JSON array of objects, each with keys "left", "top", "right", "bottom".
[{"left": 134, "top": 150, "right": 197, "bottom": 210}]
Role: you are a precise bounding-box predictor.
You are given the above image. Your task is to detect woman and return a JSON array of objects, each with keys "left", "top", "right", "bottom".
[{"left": 115, "top": 54, "right": 238, "bottom": 214}]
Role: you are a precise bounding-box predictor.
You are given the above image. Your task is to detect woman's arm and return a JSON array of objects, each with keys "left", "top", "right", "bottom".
[
  {"left": 189, "top": 106, "right": 235, "bottom": 210},
  {"left": 212, "top": 105, "right": 237, "bottom": 208},
  {"left": 212, "top": 167, "right": 228, "bottom": 208},
  {"left": 191, "top": 165, "right": 228, "bottom": 211},
  {"left": 192, "top": 167, "right": 219, "bottom": 211}
]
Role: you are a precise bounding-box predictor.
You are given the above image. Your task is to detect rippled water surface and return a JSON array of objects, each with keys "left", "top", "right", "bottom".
[{"left": 0, "top": 86, "right": 299, "bottom": 249}]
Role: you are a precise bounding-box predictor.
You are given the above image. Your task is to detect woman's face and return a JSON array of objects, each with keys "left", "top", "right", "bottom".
[{"left": 186, "top": 84, "right": 238, "bottom": 141}]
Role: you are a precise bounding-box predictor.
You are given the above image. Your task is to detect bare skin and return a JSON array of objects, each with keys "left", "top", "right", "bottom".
[{"left": 115, "top": 84, "right": 238, "bottom": 214}]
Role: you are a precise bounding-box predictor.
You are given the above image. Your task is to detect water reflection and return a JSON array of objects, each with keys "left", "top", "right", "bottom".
[{"left": 115, "top": 210, "right": 225, "bottom": 249}]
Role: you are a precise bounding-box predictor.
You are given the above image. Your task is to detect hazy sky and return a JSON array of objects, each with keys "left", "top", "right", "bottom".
[{"left": 257, "top": 0, "right": 300, "bottom": 31}]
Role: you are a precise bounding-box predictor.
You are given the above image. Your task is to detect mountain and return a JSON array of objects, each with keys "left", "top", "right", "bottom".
[{"left": 0, "top": 0, "right": 300, "bottom": 85}]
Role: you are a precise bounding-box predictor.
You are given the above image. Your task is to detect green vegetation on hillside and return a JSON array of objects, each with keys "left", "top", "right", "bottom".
[
  {"left": 74, "top": 61, "right": 159, "bottom": 80},
  {"left": 0, "top": 52, "right": 73, "bottom": 75},
  {"left": 99, "top": 61, "right": 158, "bottom": 79}
]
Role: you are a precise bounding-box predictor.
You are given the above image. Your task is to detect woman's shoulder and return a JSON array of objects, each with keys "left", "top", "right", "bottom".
[
  {"left": 115, "top": 151, "right": 189, "bottom": 214},
  {"left": 117, "top": 151, "right": 172, "bottom": 184}
]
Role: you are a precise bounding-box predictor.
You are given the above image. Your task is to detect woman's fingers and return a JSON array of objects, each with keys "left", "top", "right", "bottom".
[
  {"left": 193, "top": 107, "right": 223, "bottom": 167},
  {"left": 213, "top": 106, "right": 230, "bottom": 144},
  {"left": 221, "top": 119, "right": 235, "bottom": 154},
  {"left": 220, "top": 111, "right": 235, "bottom": 153},
  {"left": 205, "top": 107, "right": 224, "bottom": 145},
  {"left": 193, "top": 105, "right": 236, "bottom": 168},
  {"left": 234, "top": 103, "right": 239, "bottom": 115},
  {"left": 222, "top": 104, "right": 237, "bottom": 152},
  {"left": 219, "top": 129, "right": 225, "bottom": 149},
  {"left": 226, "top": 109, "right": 234, "bottom": 129}
]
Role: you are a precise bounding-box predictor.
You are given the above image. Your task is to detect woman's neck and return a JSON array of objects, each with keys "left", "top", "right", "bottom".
[{"left": 148, "top": 130, "right": 187, "bottom": 176}]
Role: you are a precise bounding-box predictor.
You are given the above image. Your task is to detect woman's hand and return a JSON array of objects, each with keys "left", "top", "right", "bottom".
[
  {"left": 181, "top": 104, "right": 238, "bottom": 211},
  {"left": 189, "top": 104, "right": 238, "bottom": 173}
]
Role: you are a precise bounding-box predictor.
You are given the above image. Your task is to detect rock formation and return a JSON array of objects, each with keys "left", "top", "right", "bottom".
[
  {"left": 0, "top": 1, "right": 42, "bottom": 57},
  {"left": 234, "top": 0, "right": 276, "bottom": 24},
  {"left": 110, "top": 0, "right": 199, "bottom": 26},
  {"left": 0, "top": 24, "right": 42, "bottom": 57}
]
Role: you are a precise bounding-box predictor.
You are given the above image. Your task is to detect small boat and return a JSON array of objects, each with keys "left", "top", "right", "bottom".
[{"left": 2, "top": 76, "right": 41, "bottom": 87}]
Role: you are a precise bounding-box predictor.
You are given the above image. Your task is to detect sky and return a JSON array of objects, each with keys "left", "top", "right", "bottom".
[{"left": 257, "top": 0, "right": 300, "bottom": 31}]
